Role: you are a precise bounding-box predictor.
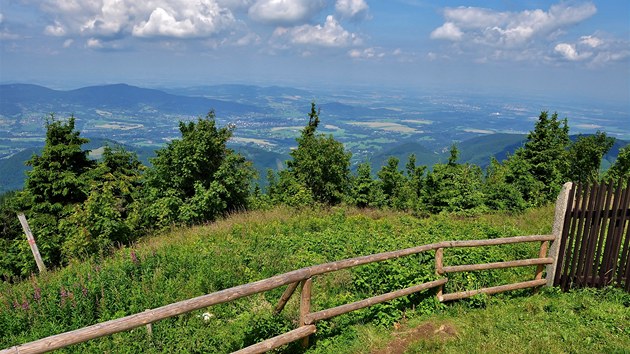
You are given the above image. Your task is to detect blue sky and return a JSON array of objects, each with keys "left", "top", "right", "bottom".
[{"left": 0, "top": 0, "right": 629, "bottom": 103}]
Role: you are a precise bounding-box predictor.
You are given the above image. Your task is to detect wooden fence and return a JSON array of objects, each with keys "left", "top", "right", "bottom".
[
  {"left": 553, "top": 181, "right": 630, "bottom": 291},
  {"left": 2, "top": 184, "right": 574, "bottom": 354}
]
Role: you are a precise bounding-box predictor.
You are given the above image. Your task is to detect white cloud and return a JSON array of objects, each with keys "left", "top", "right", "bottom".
[
  {"left": 133, "top": 5, "right": 236, "bottom": 38},
  {"left": 335, "top": 0, "right": 369, "bottom": 20},
  {"left": 554, "top": 43, "right": 591, "bottom": 61},
  {"left": 276, "top": 15, "right": 360, "bottom": 47},
  {"left": 39, "top": 0, "right": 239, "bottom": 40},
  {"left": 86, "top": 38, "right": 103, "bottom": 48},
  {"left": 348, "top": 47, "right": 384, "bottom": 59},
  {"left": 580, "top": 35, "right": 602, "bottom": 48},
  {"left": 431, "top": 2, "right": 597, "bottom": 47},
  {"left": 249, "top": 0, "right": 325, "bottom": 25},
  {"left": 234, "top": 32, "right": 261, "bottom": 46},
  {"left": 0, "top": 13, "right": 4, "bottom": 24},
  {"left": 63, "top": 39, "right": 74, "bottom": 48},
  {"left": 555, "top": 34, "right": 630, "bottom": 66},
  {"left": 430, "top": 22, "right": 462, "bottom": 41},
  {"left": 44, "top": 21, "right": 67, "bottom": 36}
]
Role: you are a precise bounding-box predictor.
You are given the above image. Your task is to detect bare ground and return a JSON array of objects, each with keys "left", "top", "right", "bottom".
[{"left": 370, "top": 321, "right": 458, "bottom": 354}]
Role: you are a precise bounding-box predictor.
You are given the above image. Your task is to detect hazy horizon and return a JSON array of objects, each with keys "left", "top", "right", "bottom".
[{"left": 1, "top": 1, "right": 629, "bottom": 105}]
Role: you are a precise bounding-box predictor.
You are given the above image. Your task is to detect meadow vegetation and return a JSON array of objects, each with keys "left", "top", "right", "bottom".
[{"left": 1, "top": 206, "right": 628, "bottom": 352}]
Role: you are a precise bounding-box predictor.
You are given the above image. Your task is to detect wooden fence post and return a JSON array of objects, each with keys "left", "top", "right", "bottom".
[
  {"left": 17, "top": 213, "right": 47, "bottom": 273},
  {"left": 299, "top": 278, "right": 313, "bottom": 348},
  {"left": 546, "top": 182, "right": 572, "bottom": 286},
  {"left": 435, "top": 248, "right": 444, "bottom": 301}
]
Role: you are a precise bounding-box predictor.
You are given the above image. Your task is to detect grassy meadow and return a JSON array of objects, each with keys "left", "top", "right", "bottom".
[{"left": 1, "top": 206, "right": 628, "bottom": 353}]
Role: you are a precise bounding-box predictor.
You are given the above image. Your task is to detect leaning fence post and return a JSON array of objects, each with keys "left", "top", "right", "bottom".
[
  {"left": 546, "top": 182, "right": 572, "bottom": 286},
  {"left": 17, "top": 213, "right": 47, "bottom": 273}
]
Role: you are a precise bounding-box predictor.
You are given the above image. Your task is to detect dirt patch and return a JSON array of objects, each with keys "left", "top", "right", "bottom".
[{"left": 371, "top": 321, "right": 458, "bottom": 354}]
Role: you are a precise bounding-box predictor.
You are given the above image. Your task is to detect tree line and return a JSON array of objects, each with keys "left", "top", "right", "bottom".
[{"left": 1, "top": 104, "right": 629, "bottom": 280}]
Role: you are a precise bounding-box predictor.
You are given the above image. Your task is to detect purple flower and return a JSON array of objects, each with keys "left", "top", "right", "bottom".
[
  {"left": 33, "top": 286, "right": 41, "bottom": 302},
  {"left": 130, "top": 250, "right": 139, "bottom": 264}
]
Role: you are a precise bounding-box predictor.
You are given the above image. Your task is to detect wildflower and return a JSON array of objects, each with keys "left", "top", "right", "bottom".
[
  {"left": 198, "top": 312, "right": 214, "bottom": 322},
  {"left": 21, "top": 299, "right": 29, "bottom": 310},
  {"left": 60, "top": 287, "right": 68, "bottom": 306},
  {"left": 130, "top": 250, "right": 139, "bottom": 264},
  {"left": 33, "top": 286, "right": 41, "bottom": 302}
]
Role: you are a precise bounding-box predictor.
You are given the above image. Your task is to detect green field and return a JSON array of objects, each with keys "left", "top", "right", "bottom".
[{"left": 2, "top": 206, "right": 628, "bottom": 353}]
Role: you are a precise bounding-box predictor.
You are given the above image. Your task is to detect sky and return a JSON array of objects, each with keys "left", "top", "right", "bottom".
[{"left": 0, "top": 0, "right": 629, "bottom": 103}]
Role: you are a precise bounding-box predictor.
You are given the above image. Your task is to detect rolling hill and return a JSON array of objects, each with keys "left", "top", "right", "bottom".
[{"left": 0, "top": 83, "right": 266, "bottom": 118}]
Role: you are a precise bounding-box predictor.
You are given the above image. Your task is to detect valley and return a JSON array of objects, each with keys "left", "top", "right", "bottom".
[{"left": 1, "top": 83, "right": 628, "bottom": 193}]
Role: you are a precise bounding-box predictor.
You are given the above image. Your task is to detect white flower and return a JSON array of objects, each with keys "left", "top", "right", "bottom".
[{"left": 201, "top": 312, "right": 214, "bottom": 322}]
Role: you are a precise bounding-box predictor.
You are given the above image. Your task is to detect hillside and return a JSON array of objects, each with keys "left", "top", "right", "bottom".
[{"left": 1, "top": 207, "right": 627, "bottom": 353}]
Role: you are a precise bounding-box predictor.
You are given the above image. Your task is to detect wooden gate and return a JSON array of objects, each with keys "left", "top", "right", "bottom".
[{"left": 553, "top": 181, "right": 630, "bottom": 291}]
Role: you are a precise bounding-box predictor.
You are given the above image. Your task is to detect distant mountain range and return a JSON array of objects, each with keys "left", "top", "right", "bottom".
[{"left": 0, "top": 83, "right": 266, "bottom": 118}]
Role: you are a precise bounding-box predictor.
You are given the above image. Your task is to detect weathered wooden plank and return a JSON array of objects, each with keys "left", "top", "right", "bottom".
[
  {"left": 583, "top": 183, "right": 607, "bottom": 287},
  {"left": 568, "top": 184, "right": 591, "bottom": 288},
  {"left": 273, "top": 281, "right": 300, "bottom": 315},
  {"left": 305, "top": 278, "right": 448, "bottom": 324},
  {"left": 592, "top": 183, "right": 615, "bottom": 288},
  {"left": 562, "top": 183, "right": 587, "bottom": 291},
  {"left": 574, "top": 183, "right": 599, "bottom": 286},
  {"left": 611, "top": 184, "right": 630, "bottom": 286},
  {"left": 231, "top": 325, "right": 317, "bottom": 354},
  {"left": 441, "top": 257, "right": 553, "bottom": 274},
  {"left": 440, "top": 279, "right": 547, "bottom": 302},
  {"left": 552, "top": 182, "right": 576, "bottom": 286},
  {"left": 17, "top": 213, "right": 47, "bottom": 273},
  {"left": 599, "top": 180, "right": 625, "bottom": 287}
]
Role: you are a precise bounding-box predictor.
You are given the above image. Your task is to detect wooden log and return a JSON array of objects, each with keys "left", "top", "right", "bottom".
[
  {"left": 299, "top": 278, "right": 312, "bottom": 347},
  {"left": 435, "top": 248, "right": 444, "bottom": 301},
  {"left": 301, "top": 234, "right": 554, "bottom": 279},
  {"left": 435, "top": 248, "right": 444, "bottom": 275},
  {"left": 17, "top": 213, "right": 47, "bottom": 273},
  {"left": 231, "top": 325, "right": 316, "bottom": 354},
  {"left": 441, "top": 257, "right": 553, "bottom": 274},
  {"left": 304, "top": 278, "right": 448, "bottom": 325},
  {"left": 532, "top": 242, "right": 550, "bottom": 294},
  {"left": 273, "top": 281, "right": 299, "bottom": 315},
  {"left": 435, "top": 235, "right": 555, "bottom": 249},
  {"left": 439, "top": 279, "right": 547, "bottom": 302}
]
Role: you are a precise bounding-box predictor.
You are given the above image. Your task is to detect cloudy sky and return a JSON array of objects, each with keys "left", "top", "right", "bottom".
[{"left": 1, "top": 0, "right": 629, "bottom": 102}]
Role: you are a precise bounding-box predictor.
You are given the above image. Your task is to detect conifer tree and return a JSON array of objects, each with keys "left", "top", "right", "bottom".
[
  {"left": 567, "top": 132, "right": 614, "bottom": 183},
  {"left": 512, "top": 111, "right": 570, "bottom": 204},
  {"left": 283, "top": 102, "right": 351, "bottom": 205}
]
